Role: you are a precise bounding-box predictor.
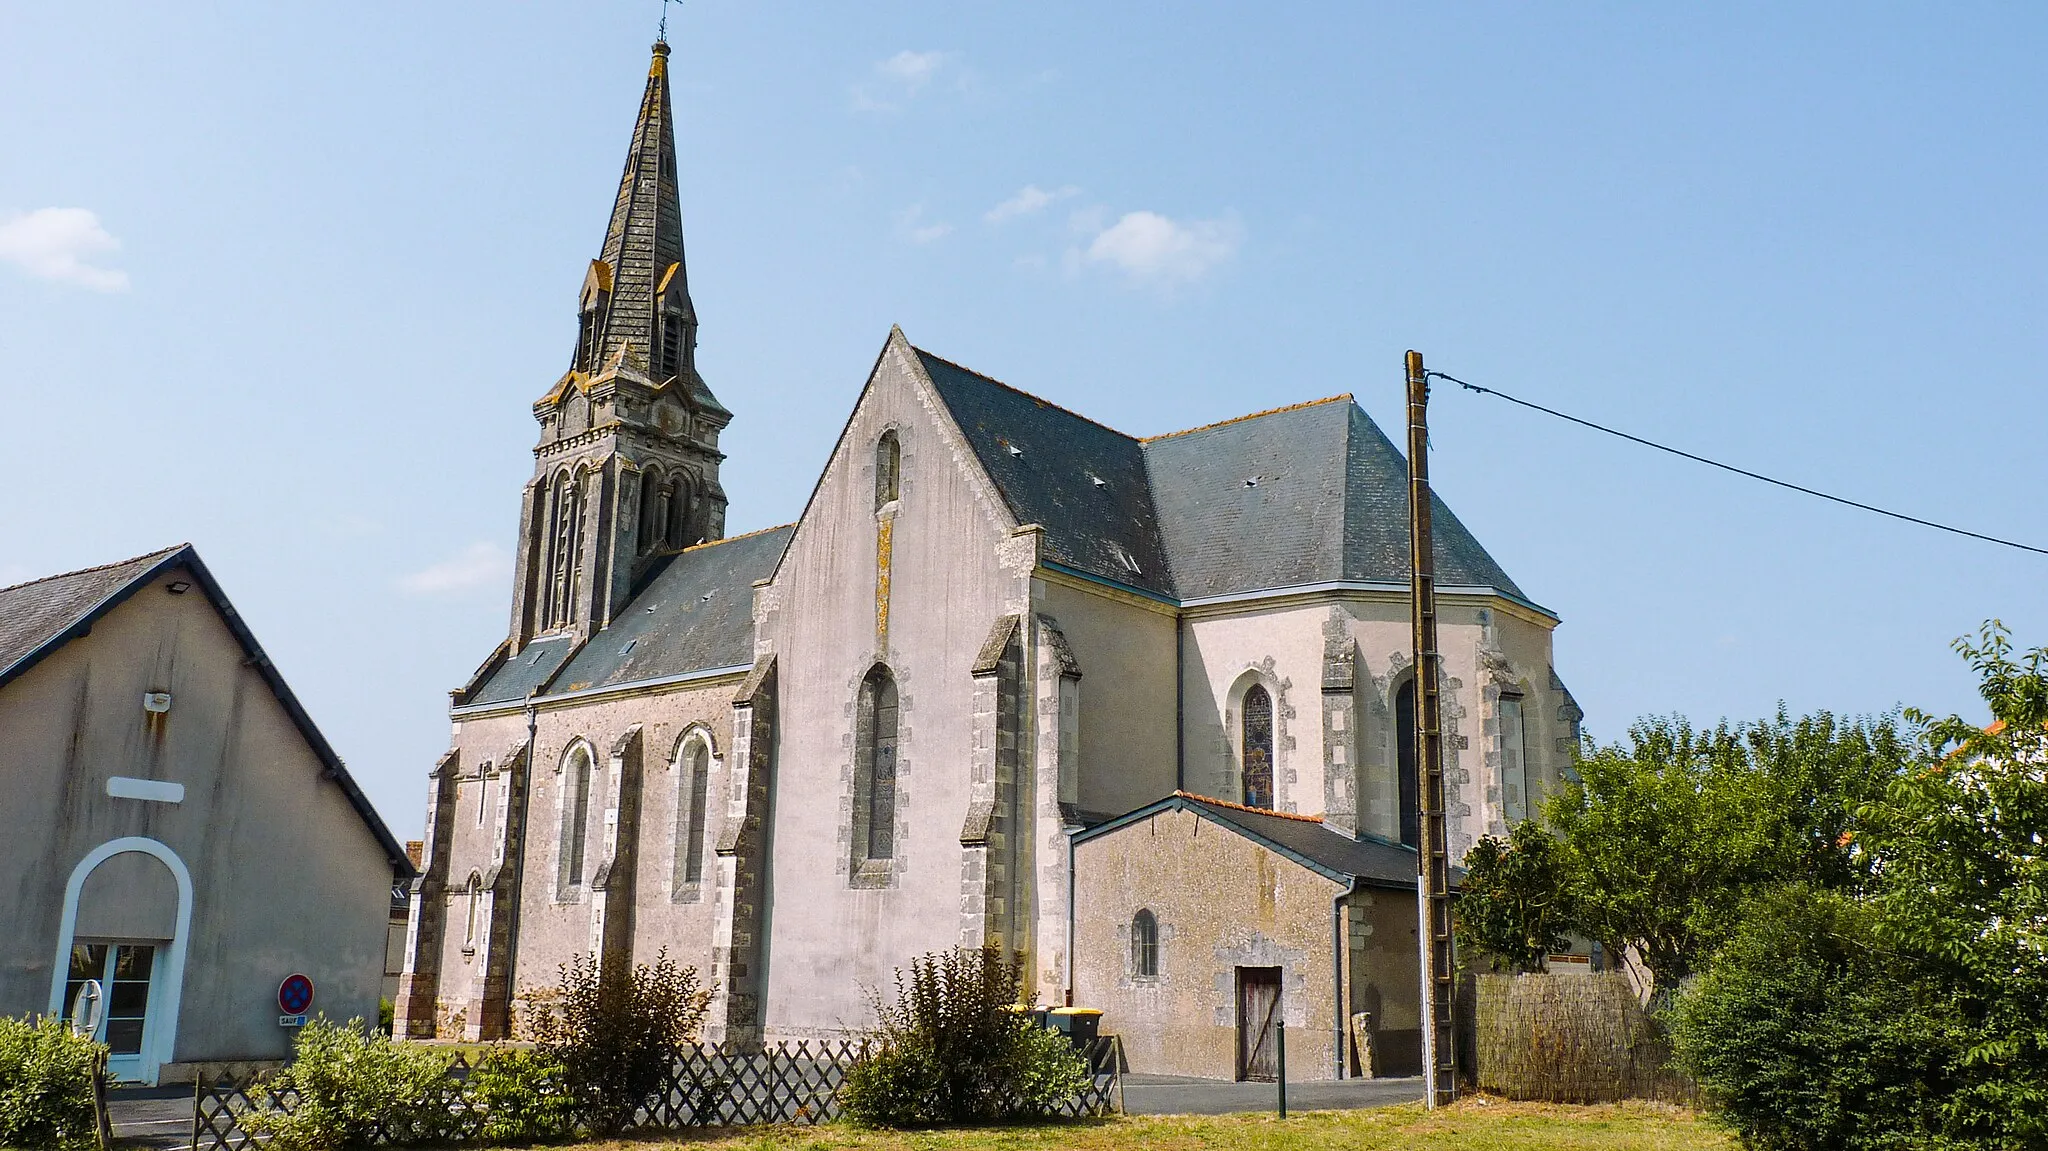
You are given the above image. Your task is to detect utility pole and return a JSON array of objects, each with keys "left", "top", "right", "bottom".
[{"left": 1406, "top": 349, "right": 1458, "bottom": 1108}]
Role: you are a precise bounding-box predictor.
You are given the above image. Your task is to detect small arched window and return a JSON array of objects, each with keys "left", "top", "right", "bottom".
[
  {"left": 666, "top": 480, "right": 691, "bottom": 548},
  {"left": 1241, "top": 685, "right": 1275, "bottom": 810},
  {"left": 859, "top": 666, "right": 901, "bottom": 861},
  {"left": 1397, "top": 680, "right": 1419, "bottom": 848},
  {"left": 875, "top": 430, "right": 900, "bottom": 510},
  {"left": 463, "top": 872, "right": 484, "bottom": 947},
  {"left": 562, "top": 745, "right": 594, "bottom": 889},
  {"left": 676, "top": 739, "right": 711, "bottom": 888},
  {"left": 1131, "top": 909, "right": 1159, "bottom": 978}
]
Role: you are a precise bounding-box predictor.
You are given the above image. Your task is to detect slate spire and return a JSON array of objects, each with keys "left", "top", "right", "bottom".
[{"left": 571, "top": 38, "right": 721, "bottom": 419}]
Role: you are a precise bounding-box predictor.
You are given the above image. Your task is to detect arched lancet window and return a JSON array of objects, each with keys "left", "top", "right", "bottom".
[
  {"left": 1397, "top": 680, "right": 1419, "bottom": 848},
  {"left": 463, "top": 872, "right": 484, "bottom": 947},
  {"left": 675, "top": 738, "right": 711, "bottom": 888},
  {"left": 875, "top": 430, "right": 900, "bottom": 510},
  {"left": 638, "top": 470, "right": 663, "bottom": 553},
  {"left": 1241, "top": 684, "right": 1275, "bottom": 810},
  {"left": 859, "top": 666, "right": 900, "bottom": 861},
  {"left": 666, "top": 479, "right": 691, "bottom": 548},
  {"left": 561, "top": 745, "right": 594, "bottom": 889},
  {"left": 1131, "top": 908, "right": 1159, "bottom": 978},
  {"left": 1499, "top": 690, "right": 1529, "bottom": 825},
  {"left": 546, "top": 470, "right": 585, "bottom": 628}
]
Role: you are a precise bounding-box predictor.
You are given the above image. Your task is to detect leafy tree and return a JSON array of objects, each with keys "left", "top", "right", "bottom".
[
  {"left": 1456, "top": 820, "right": 1576, "bottom": 971},
  {"left": 530, "top": 949, "right": 709, "bottom": 1136},
  {"left": 841, "top": 946, "right": 1087, "bottom": 1127},
  {"left": 1672, "top": 885, "right": 1961, "bottom": 1151},
  {"left": 1864, "top": 622, "right": 2048, "bottom": 1144},
  {"left": 1538, "top": 711, "right": 1906, "bottom": 991}
]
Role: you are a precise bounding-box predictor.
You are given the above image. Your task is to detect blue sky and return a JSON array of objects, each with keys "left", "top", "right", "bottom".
[{"left": 5, "top": 4, "right": 2044, "bottom": 835}]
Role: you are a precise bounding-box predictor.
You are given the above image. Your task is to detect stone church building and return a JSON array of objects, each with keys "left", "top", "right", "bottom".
[{"left": 397, "top": 40, "right": 1579, "bottom": 1079}]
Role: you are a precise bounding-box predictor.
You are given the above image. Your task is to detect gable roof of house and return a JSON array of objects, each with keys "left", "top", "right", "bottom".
[
  {"left": 914, "top": 343, "right": 1536, "bottom": 611},
  {"left": 462, "top": 523, "right": 792, "bottom": 707},
  {"left": 1073, "top": 791, "right": 1430, "bottom": 890},
  {"left": 0, "top": 545, "right": 413, "bottom": 874}
]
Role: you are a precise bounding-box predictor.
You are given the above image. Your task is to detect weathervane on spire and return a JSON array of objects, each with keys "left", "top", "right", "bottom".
[{"left": 658, "top": 0, "right": 678, "bottom": 43}]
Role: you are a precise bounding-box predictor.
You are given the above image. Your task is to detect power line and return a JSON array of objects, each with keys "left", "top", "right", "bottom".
[{"left": 1430, "top": 370, "right": 2048, "bottom": 558}]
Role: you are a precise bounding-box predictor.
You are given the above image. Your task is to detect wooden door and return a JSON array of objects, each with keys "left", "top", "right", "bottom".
[{"left": 1236, "top": 966, "right": 1282, "bottom": 1081}]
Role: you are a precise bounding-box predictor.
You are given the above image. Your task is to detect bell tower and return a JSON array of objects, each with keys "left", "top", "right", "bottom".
[{"left": 508, "top": 40, "right": 731, "bottom": 649}]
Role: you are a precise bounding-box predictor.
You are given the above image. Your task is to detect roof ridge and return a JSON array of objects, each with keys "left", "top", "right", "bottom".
[
  {"left": 1141, "top": 394, "right": 1355, "bottom": 443},
  {"left": 1174, "top": 790, "right": 1326, "bottom": 823},
  {"left": 677, "top": 522, "right": 795, "bottom": 555},
  {"left": 0, "top": 543, "right": 187, "bottom": 596},
  {"left": 911, "top": 345, "right": 1141, "bottom": 442}
]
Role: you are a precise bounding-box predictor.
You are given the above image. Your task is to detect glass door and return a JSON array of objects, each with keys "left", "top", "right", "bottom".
[{"left": 64, "top": 942, "right": 157, "bottom": 1080}]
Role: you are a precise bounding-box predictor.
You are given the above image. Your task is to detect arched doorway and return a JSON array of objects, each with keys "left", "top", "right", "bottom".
[{"left": 47, "top": 838, "right": 193, "bottom": 1085}]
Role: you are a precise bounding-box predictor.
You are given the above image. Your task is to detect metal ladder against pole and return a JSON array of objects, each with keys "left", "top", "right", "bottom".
[{"left": 1406, "top": 349, "right": 1458, "bottom": 1108}]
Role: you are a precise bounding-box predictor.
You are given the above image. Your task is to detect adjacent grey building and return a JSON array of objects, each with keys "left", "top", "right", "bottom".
[
  {"left": 398, "top": 38, "right": 1580, "bottom": 1080},
  {"left": 0, "top": 545, "right": 411, "bottom": 1084}
]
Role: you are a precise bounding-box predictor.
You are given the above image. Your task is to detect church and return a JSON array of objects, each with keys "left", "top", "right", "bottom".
[{"left": 396, "top": 38, "right": 1579, "bottom": 1081}]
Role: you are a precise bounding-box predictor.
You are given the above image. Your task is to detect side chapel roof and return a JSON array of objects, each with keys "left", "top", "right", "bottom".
[
  {"left": 463, "top": 524, "right": 792, "bottom": 706},
  {"left": 1073, "top": 791, "right": 1436, "bottom": 890},
  {"left": 0, "top": 545, "right": 413, "bottom": 874}
]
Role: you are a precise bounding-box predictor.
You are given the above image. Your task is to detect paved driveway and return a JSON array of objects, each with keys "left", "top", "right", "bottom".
[
  {"left": 1121, "top": 1073, "right": 1425, "bottom": 1116},
  {"left": 108, "top": 1086, "right": 191, "bottom": 1150}
]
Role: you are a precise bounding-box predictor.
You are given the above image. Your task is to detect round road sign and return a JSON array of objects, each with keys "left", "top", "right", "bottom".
[{"left": 278, "top": 973, "right": 315, "bottom": 1016}]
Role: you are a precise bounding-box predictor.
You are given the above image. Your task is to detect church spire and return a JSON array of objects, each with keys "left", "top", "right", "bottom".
[{"left": 570, "top": 38, "right": 721, "bottom": 418}]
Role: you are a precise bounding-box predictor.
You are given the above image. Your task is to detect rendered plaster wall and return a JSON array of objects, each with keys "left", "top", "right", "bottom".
[
  {"left": 1180, "top": 605, "right": 1333, "bottom": 814},
  {"left": 494, "top": 682, "right": 740, "bottom": 1018},
  {"left": 1073, "top": 808, "right": 1344, "bottom": 1081},
  {"left": 754, "top": 338, "right": 1029, "bottom": 1038},
  {"left": 0, "top": 566, "right": 392, "bottom": 1070},
  {"left": 1032, "top": 578, "right": 1176, "bottom": 818}
]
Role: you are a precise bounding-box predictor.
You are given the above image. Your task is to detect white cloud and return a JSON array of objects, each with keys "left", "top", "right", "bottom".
[
  {"left": 895, "top": 203, "right": 954, "bottom": 245},
  {"left": 853, "top": 50, "right": 955, "bottom": 111},
  {"left": 397, "top": 542, "right": 509, "bottom": 595},
  {"left": 1075, "top": 209, "right": 1242, "bottom": 287},
  {"left": 0, "top": 208, "right": 129, "bottom": 291},
  {"left": 985, "top": 184, "right": 1079, "bottom": 224}
]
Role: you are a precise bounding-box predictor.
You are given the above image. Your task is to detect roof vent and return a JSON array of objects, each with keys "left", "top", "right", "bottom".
[
  {"left": 1088, "top": 473, "right": 1107, "bottom": 488},
  {"left": 1006, "top": 443, "right": 1024, "bottom": 457},
  {"left": 620, "top": 638, "right": 638, "bottom": 655},
  {"left": 1244, "top": 476, "right": 1261, "bottom": 488}
]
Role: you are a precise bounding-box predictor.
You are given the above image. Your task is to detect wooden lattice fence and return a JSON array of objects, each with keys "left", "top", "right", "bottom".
[
  {"left": 192, "top": 1037, "right": 1121, "bottom": 1150},
  {"left": 1472, "top": 972, "right": 1693, "bottom": 1103}
]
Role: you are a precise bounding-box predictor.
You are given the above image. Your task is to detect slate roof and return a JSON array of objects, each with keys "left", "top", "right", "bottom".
[
  {"left": 0, "top": 545, "right": 184, "bottom": 677},
  {"left": 918, "top": 350, "right": 1175, "bottom": 597},
  {"left": 1074, "top": 791, "right": 1429, "bottom": 891},
  {"left": 464, "top": 525, "right": 791, "bottom": 706},
  {"left": 1145, "top": 399, "right": 1529, "bottom": 601},
  {"left": 0, "top": 545, "right": 413, "bottom": 873},
  {"left": 915, "top": 347, "right": 1534, "bottom": 609}
]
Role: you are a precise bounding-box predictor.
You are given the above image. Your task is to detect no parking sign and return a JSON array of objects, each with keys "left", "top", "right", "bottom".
[{"left": 278, "top": 973, "right": 314, "bottom": 1026}]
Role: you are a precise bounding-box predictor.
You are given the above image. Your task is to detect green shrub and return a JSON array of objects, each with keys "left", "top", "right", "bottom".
[
  {"left": 841, "top": 946, "right": 1088, "bottom": 1127},
  {"left": 530, "top": 949, "right": 708, "bottom": 1136},
  {"left": 1672, "top": 887, "right": 1961, "bottom": 1150},
  {"left": 242, "top": 1017, "right": 460, "bottom": 1150},
  {"left": 463, "top": 1047, "right": 576, "bottom": 1144},
  {"left": 0, "top": 1016, "right": 103, "bottom": 1151}
]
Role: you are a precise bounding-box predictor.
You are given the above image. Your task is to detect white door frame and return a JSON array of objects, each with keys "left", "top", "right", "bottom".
[{"left": 47, "top": 838, "right": 194, "bottom": 1086}]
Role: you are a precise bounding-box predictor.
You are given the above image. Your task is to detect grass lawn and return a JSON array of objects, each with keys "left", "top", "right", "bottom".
[{"left": 565, "top": 1099, "right": 1731, "bottom": 1150}]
